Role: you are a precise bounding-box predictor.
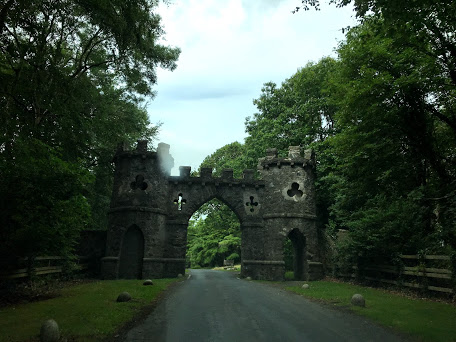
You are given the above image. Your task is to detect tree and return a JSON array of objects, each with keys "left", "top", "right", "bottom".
[
  {"left": 294, "top": 1, "right": 456, "bottom": 133},
  {"left": 197, "top": 142, "right": 247, "bottom": 178},
  {"left": 243, "top": 10, "right": 456, "bottom": 265},
  {"left": 187, "top": 201, "right": 241, "bottom": 267},
  {"left": 0, "top": 0, "right": 180, "bottom": 267},
  {"left": 325, "top": 14, "right": 456, "bottom": 264},
  {"left": 245, "top": 58, "right": 338, "bottom": 166}
]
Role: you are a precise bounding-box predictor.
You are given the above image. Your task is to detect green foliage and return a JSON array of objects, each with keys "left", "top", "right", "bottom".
[
  {"left": 0, "top": 139, "right": 91, "bottom": 265},
  {"left": 198, "top": 142, "right": 247, "bottom": 178},
  {"left": 283, "top": 238, "right": 294, "bottom": 271},
  {"left": 244, "top": 6, "right": 456, "bottom": 268},
  {"left": 244, "top": 57, "right": 338, "bottom": 166},
  {"left": 226, "top": 253, "right": 240, "bottom": 262},
  {"left": 0, "top": 0, "right": 179, "bottom": 266},
  {"left": 326, "top": 15, "right": 456, "bottom": 263},
  {"left": 285, "top": 271, "right": 295, "bottom": 280},
  {"left": 187, "top": 200, "right": 241, "bottom": 268}
]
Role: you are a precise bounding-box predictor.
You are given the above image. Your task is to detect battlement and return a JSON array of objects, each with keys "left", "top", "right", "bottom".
[
  {"left": 113, "top": 141, "right": 312, "bottom": 182},
  {"left": 113, "top": 140, "right": 157, "bottom": 160},
  {"left": 113, "top": 141, "right": 174, "bottom": 175},
  {"left": 168, "top": 167, "right": 264, "bottom": 187},
  {"left": 258, "top": 146, "right": 314, "bottom": 170}
]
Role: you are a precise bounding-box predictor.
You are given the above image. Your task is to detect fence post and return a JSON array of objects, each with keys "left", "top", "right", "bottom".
[
  {"left": 26, "top": 255, "right": 36, "bottom": 280},
  {"left": 417, "top": 252, "right": 428, "bottom": 293},
  {"left": 395, "top": 254, "right": 404, "bottom": 288},
  {"left": 451, "top": 251, "right": 456, "bottom": 294}
]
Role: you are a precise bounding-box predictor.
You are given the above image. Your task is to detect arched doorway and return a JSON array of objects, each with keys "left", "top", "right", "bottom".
[
  {"left": 119, "top": 225, "right": 144, "bottom": 279},
  {"left": 186, "top": 198, "right": 241, "bottom": 269},
  {"left": 285, "top": 228, "right": 307, "bottom": 280}
]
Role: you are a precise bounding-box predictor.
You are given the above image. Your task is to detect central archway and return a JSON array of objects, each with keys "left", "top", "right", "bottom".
[{"left": 186, "top": 198, "right": 242, "bottom": 269}]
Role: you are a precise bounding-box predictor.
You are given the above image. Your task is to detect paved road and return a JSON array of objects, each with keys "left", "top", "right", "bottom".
[{"left": 125, "top": 269, "right": 405, "bottom": 342}]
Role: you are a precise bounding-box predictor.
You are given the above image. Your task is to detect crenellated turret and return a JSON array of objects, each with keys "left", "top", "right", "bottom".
[
  {"left": 254, "top": 146, "right": 321, "bottom": 280},
  {"left": 102, "top": 140, "right": 170, "bottom": 280},
  {"left": 110, "top": 140, "right": 170, "bottom": 209},
  {"left": 258, "top": 146, "right": 316, "bottom": 218}
]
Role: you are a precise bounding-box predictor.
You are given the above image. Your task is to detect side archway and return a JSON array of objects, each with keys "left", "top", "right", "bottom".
[
  {"left": 119, "top": 225, "right": 144, "bottom": 279},
  {"left": 287, "top": 228, "right": 307, "bottom": 280}
]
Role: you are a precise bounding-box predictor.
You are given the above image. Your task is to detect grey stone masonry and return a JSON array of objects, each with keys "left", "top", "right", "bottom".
[{"left": 101, "top": 142, "right": 324, "bottom": 281}]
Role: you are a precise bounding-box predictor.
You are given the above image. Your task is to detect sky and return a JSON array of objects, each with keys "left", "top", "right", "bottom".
[{"left": 147, "top": 0, "right": 358, "bottom": 175}]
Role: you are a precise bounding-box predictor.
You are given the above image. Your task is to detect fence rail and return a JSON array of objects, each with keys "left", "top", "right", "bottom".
[
  {"left": 0, "top": 256, "right": 89, "bottom": 280},
  {"left": 336, "top": 254, "right": 454, "bottom": 294}
]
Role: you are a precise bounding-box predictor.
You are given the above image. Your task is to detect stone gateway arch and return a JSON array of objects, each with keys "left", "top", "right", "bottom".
[{"left": 101, "top": 141, "right": 324, "bottom": 281}]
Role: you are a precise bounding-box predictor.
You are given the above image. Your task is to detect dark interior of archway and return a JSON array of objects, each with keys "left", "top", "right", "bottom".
[
  {"left": 284, "top": 228, "right": 306, "bottom": 280},
  {"left": 187, "top": 199, "right": 241, "bottom": 268},
  {"left": 119, "top": 225, "right": 144, "bottom": 279}
]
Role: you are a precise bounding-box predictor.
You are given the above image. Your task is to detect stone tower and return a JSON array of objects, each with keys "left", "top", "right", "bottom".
[
  {"left": 254, "top": 146, "right": 323, "bottom": 280},
  {"left": 101, "top": 141, "right": 174, "bottom": 279}
]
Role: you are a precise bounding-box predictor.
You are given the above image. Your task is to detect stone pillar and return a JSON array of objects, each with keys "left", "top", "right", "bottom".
[
  {"left": 241, "top": 222, "right": 278, "bottom": 280},
  {"left": 162, "top": 220, "right": 188, "bottom": 277}
]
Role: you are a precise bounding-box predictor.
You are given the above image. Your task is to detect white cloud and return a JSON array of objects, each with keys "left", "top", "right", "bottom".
[{"left": 148, "top": 0, "right": 357, "bottom": 175}]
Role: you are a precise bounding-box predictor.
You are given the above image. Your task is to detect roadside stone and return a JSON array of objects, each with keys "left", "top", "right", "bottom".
[
  {"left": 143, "top": 279, "right": 153, "bottom": 286},
  {"left": 117, "top": 292, "right": 132, "bottom": 302},
  {"left": 351, "top": 294, "right": 365, "bottom": 307},
  {"left": 301, "top": 284, "right": 310, "bottom": 289},
  {"left": 177, "top": 273, "right": 183, "bottom": 278},
  {"left": 246, "top": 276, "right": 252, "bottom": 281},
  {"left": 40, "top": 319, "right": 60, "bottom": 342}
]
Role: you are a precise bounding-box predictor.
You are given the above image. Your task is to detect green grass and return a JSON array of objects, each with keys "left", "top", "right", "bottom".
[
  {"left": 0, "top": 278, "right": 179, "bottom": 342},
  {"left": 288, "top": 281, "right": 456, "bottom": 342},
  {"left": 285, "top": 271, "right": 294, "bottom": 280}
]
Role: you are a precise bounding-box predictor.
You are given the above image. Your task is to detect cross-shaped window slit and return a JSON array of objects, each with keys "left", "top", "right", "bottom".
[
  {"left": 245, "top": 196, "right": 259, "bottom": 212},
  {"left": 130, "top": 175, "right": 148, "bottom": 190},
  {"left": 173, "top": 193, "right": 187, "bottom": 210},
  {"left": 287, "top": 182, "right": 303, "bottom": 198}
]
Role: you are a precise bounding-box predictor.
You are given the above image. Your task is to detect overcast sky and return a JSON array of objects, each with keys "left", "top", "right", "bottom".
[{"left": 147, "top": 0, "right": 358, "bottom": 175}]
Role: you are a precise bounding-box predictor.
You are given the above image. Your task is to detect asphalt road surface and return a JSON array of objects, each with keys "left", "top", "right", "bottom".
[{"left": 124, "top": 269, "right": 406, "bottom": 342}]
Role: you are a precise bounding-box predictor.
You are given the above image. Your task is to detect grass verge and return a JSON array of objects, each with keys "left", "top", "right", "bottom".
[
  {"left": 0, "top": 278, "right": 180, "bottom": 342},
  {"left": 287, "top": 280, "right": 456, "bottom": 342}
]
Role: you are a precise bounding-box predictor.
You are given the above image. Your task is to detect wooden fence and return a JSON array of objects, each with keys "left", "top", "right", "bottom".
[
  {"left": 0, "top": 256, "right": 89, "bottom": 280},
  {"left": 336, "top": 254, "right": 454, "bottom": 294}
]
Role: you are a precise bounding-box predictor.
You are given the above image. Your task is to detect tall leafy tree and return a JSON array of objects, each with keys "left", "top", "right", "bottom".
[
  {"left": 244, "top": 57, "right": 338, "bottom": 166},
  {"left": 295, "top": 1, "right": 456, "bottom": 135},
  {"left": 0, "top": 0, "right": 180, "bottom": 267},
  {"left": 326, "top": 14, "right": 456, "bottom": 265},
  {"left": 243, "top": 7, "right": 456, "bottom": 266}
]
